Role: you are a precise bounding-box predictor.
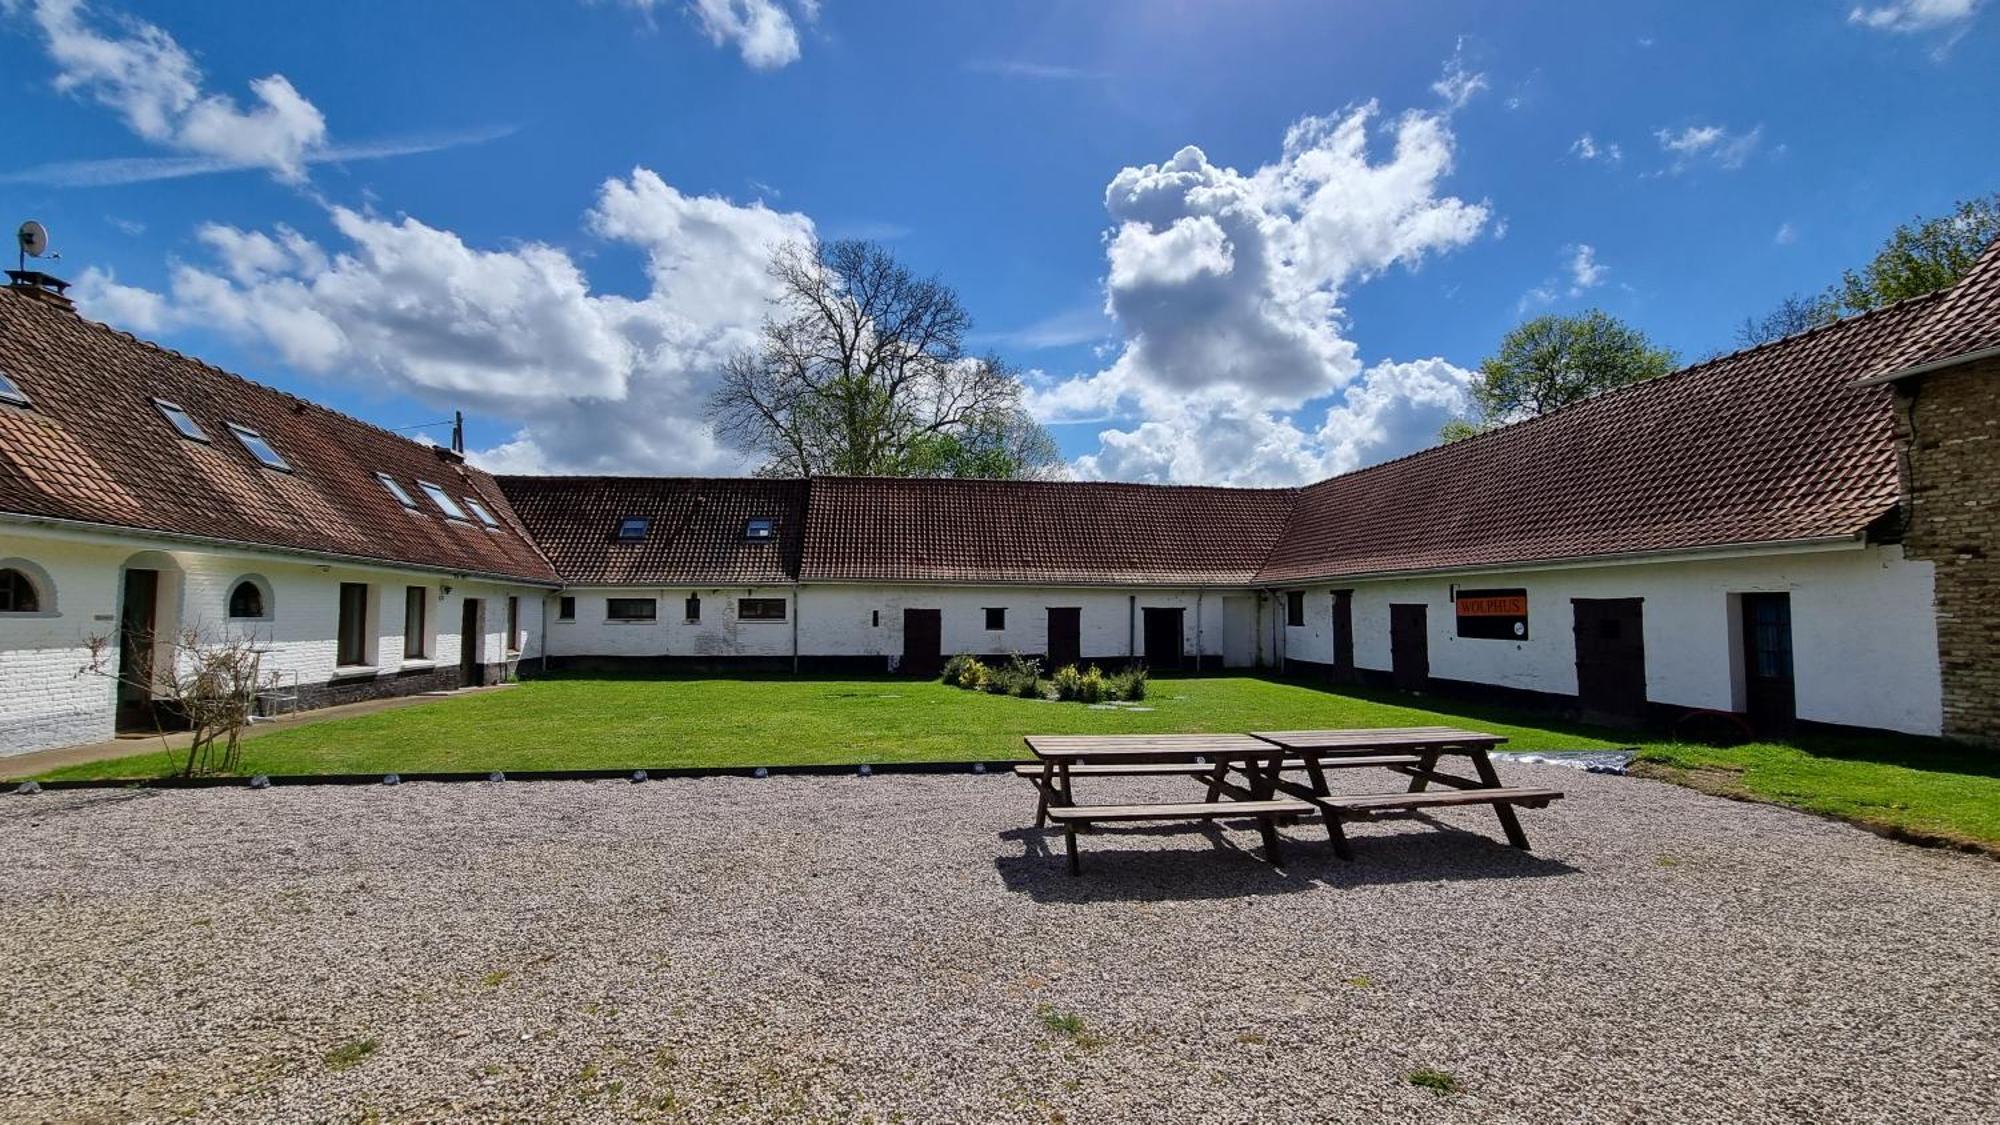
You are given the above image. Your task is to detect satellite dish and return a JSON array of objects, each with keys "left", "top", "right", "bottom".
[{"left": 17, "top": 221, "right": 49, "bottom": 258}]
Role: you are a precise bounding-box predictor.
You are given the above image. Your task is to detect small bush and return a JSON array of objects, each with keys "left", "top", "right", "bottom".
[
  {"left": 1078, "top": 665, "right": 1107, "bottom": 704},
  {"left": 1106, "top": 666, "right": 1148, "bottom": 701},
  {"left": 941, "top": 653, "right": 981, "bottom": 688},
  {"left": 1050, "top": 664, "right": 1085, "bottom": 701},
  {"left": 987, "top": 654, "right": 1044, "bottom": 698}
]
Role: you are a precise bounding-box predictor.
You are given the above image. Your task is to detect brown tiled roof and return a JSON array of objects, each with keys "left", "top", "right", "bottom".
[
  {"left": 1254, "top": 292, "right": 1938, "bottom": 584},
  {"left": 800, "top": 477, "right": 1297, "bottom": 585},
  {"left": 1861, "top": 236, "right": 2000, "bottom": 380},
  {"left": 497, "top": 476, "right": 804, "bottom": 586},
  {"left": 0, "top": 287, "right": 559, "bottom": 585}
]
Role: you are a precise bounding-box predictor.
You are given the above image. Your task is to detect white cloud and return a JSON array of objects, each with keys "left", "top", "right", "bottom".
[
  {"left": 1034, "top": 100, "right": 1490, "bottom": 484},
  {"left": 1654, "top": 122, "right": 1763, "bottom": 171},
  {"left": 1430, "top": 37, "right": 1488, "bottom": 111},
  {"left": 1848, "top": 0, "right": 1980, "bottom": 33},
  {"left": 1567, "top": 243, "right": 1605, "bottom": 292},
  {"left": 0, "top": 124, "right": 516, "bottom": 188},
  {"left": 18, "top": 0, "right": 326, "bottom": 181},
  {"left": 686, "top": 0, "right": 809, "bottom": 69},
  {"left": 73, "top": 169, "right": 816, "bottom": 475},
  {"left": 1571, "top": 133, "right": 1623, "bottom": 164},
  {"left": 1774, "top": 221, "right": 1798, "bottom": 245},
  {"left": 964, "top": 59, "right": 1104, "bottom": 80}
]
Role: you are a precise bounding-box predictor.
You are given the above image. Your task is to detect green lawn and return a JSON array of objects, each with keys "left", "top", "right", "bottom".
[{"left": 29, "top": 672, "right": 2000, "bottom": 850}]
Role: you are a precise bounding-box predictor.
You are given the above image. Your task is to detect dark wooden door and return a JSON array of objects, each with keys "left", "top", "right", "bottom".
[
  {"left": 461, "top": 598, "right": 483, "bottom": 687},
  {"left": 1741, "top": 593, "right": 1796, "bottom": 733},
  {"left": 902, "top": 608, "right": 942, "bottom": 676},
  {"left": 1389, "top": 603, "right": 1428, "bottom": 692},
  {"left": 115, "top": 568, "right": 158, "bottom": 731},
  {"left": 1331, "top": 590, "right": 1355, "bottom": 684},
  {"left": 1573, "top": 598, "right": 1648, "bottom": 726},
  {"left": 1141, "top": 607, "right": 1183, "bottom": 669},
  {"left": 1046, "top": 607, "right": 1081, "bottom": 671}
]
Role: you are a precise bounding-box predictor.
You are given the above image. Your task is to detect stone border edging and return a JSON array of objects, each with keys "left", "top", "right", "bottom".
[{"left": 9, "top": 759, "right": 1024, "bottom": 793}]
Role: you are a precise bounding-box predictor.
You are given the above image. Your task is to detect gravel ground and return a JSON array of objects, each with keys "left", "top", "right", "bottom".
[{"left": 0, "top": 764, "right": 1994, "bottom": 1124}]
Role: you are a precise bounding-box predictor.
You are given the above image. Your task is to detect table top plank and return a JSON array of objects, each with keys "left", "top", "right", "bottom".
[
  {"left": 1248, "top": 727, "right": 1506, "bottom": 752},
  {"left": 1024, "top": 733, "right": 1276, "bottom": 761}
]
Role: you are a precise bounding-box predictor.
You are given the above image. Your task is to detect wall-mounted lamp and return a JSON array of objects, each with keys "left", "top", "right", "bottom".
[{"left": 441, "top": 584, "right": 454, "bottom": 598}]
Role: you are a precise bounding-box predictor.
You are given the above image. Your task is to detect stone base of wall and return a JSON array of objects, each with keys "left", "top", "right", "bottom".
[
  {"left": 539, "top": 652, "right": 1228, "bottom": 677},
  {"left": 292, "top": 664, "right": 468, "bottom": 712}
]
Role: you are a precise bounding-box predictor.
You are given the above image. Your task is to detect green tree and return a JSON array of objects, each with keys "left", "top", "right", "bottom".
[
  {"left": 1837, "top": 192, "right": 2000, "bottom": 313},
  {"left": 1440, "top": 310, "right": 1676, "bottom": 440},
  {"left": 1735, "top": 291, "right": 1841, "bottom": 348}
]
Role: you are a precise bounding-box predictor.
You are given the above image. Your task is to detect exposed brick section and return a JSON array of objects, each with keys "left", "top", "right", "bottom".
[
  {"left": 498, "top": 476, "right": 804, "bottom": 585},
  {"left": 1893, "top": 357, "right": 2000, "bottom": 745}
]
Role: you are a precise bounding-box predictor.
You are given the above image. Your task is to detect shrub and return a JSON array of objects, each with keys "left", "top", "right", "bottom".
[
  {"left": 988, "top": 654, "right": 1044, "bottom": 698},
  {"left": 1078, "top": 665, "right": 1107, "bottom": 704},
  {"left": 942, "top": 653, "right": 989, "bottom": 690},
  {"left": 1106, "top": 666, "right": 1148, "bottom": 701},
  {"left": 941, "top": 652, "right": 978, "bottom": 685},
  {"left": 1050, "top": 664, "right": 1084, "bottom": 701}
]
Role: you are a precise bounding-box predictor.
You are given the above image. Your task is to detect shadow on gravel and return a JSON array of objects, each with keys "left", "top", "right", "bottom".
[{"left": 994, "top": 821, "right": 1580, "bottom": 902}]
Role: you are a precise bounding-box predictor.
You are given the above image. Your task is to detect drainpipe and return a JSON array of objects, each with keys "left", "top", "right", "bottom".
[
  {"left": 791, "top": 581, "right": 801, "bottom": 675},
  {"left": 1127, "top": 594, "right": 1136, "bottom": 663},
  {"left": 1195, "top": 587, "right": 1205, "bottom": 672}
]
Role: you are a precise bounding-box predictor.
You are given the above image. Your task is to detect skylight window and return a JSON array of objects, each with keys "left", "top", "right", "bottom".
[
  {"left": 615, "top": 517, "right": 650, "bottom": 541},
  {"left": 464, "top": 496, "right": 501, "bottom": 528},
  {"left": 744, "top": 517, "right": 775, "bottom": 541},
  {"left": 418, "top": 480, "right": 468, "bottom": 520},
  {"left": 153, "top": 398, "right": 208, "bottom": 442},
  {"left": 227, "top": 423, "right": 290, "bottom": 471},
  {"left": 376, "top": 473, "right": 417, "bottom": 509},
  {"left": 0, "top": 371, "right": 29, "bottom": 408}
]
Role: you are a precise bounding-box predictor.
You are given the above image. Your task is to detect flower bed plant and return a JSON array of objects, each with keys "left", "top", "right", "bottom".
[{"left": 942, "top": 654, "right": 1147, "bottom": 703}]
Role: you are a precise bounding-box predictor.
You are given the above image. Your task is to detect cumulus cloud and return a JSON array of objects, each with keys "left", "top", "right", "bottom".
[
  {"left": 73, "top": 169, "right": 815, "bottom": 474},
  {"left": 686, "top": 0, "right": 811, "bottom": 69},
  {"left": 1033, "top": 101, "right": 1490, "bottom": 485},
  {"left": 1655, "top": 123, "right": 1763, "bottom": 172},
  {"left": 1567, "top": 243, "right": 1605, "bottom": 292},
  {"left": 1571, "top": 133, "right": 1622, "bottom": 163},
  {"left": 1848, "top": 0, "right": 1980, "bottom": 33}
]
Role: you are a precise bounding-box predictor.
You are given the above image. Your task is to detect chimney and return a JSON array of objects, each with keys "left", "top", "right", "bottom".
[{"left": 5, "top": 270, "right": 73, "bottom": 312}]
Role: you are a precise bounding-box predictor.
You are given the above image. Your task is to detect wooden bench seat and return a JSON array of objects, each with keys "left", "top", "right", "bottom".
[
  {"left": 1319, "top": 787, "right": 1565, "bottom": 813},
  {"left": 1011, "top": 762, "right": 1212, "bottom": 778},
  {"left": 1045, "top": 800, "right": 1312, "bottom": 875}
]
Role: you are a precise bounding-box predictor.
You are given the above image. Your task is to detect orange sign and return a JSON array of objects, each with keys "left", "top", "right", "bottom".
[{"left": 1457, "top": 594, "right": 1527, "bottom": 617}]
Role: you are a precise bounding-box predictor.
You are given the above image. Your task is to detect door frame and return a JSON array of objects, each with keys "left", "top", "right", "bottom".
[
  {"left": 1388, "top": 603, "right": 1428, "bottom": 692},
  {"left": 460, "top": 597, "right": 483, "bottom": 687},
  {"left": 1571, "top": 597, "right": 1648, "bottom": 726},
  {"left": 1140, "top": 606, "right": 1185, "bottom": 670},
  {"left": 1045, "top": 607, "right": 1081, "bottom": 671},
  {"left": 901, "top": 607, "right": 943, "bottom": 677}
]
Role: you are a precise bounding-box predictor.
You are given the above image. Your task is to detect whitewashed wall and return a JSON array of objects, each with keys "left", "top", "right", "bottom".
[
  {"left": 797, "top": 585, "right": 1235, "bottom": 667},
  {"left": 0, "top": 525, "right": 548, "bottom": 756},
  {"left": 544, "top": 586, "right": 798, "bottom": 658},
  {"left": 1270, "top": 544, "right": 1942, "bottom": 735}
]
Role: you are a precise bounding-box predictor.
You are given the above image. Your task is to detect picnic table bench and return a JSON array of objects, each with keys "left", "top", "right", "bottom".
[{"left": 1021, "top": 727, "right": 1563, "bottom": 874}]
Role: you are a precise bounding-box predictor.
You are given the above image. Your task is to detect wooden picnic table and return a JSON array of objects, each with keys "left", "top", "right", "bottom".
[{"left": 1020, "top": 728, "right": 1564, "bottom": 874}]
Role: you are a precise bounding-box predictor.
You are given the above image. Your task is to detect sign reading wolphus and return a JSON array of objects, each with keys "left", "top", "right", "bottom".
[{"left": 1456, "top": 588, "right": 1529, "bottom": 640}]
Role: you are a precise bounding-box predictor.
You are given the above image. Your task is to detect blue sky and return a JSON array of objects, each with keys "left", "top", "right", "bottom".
[{"left": 2, "top": 0, "right": 1995, "bottom": 482}]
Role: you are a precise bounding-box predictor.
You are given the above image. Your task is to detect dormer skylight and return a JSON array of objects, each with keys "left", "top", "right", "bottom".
[
  {"left": 464, "top": 496, "right": 501, "bottom": 528},
  {"left": 616, "top": 516, "right": 650, "bottom": 541},
  {"left": 376, "top": 472, "right": 418, "bottom": 509},
  {"left": 153, "top": 398, "right": 208, "bottom": 442},
  {"left": 418, "top": 480, "right": 468, "bottom": 520},
  {"left": 744, "top": 517, "right": 776, "bottom": 541},
  {"left": 0, "top": 371, "right": 29, "bottom": 408},
  {"left": 227, "top": 423, "right": 290, "bottom": 471}
]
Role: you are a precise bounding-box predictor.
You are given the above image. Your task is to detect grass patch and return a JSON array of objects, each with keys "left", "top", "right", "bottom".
[
  {"left": 323, "top": 1037, "right": 378, "bottom": 1072},
  {"left": 480, "top": 969, "right": 513, "bottom": 988},
  {"left": 1407, "top": 1068, "right": 1459, "bottom": 1095},
  {"left": 1038, "top": 1006, "right": 1104, "bottom": 1050}
]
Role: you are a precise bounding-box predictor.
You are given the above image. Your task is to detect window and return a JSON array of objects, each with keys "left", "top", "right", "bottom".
[
  {"left": 744, "top": 517, "right": 775, "bottom": 541},
  {"left": 463, "top": 496, "right": 501, "bottom": 528},
  {"left": 404, "top": 586, "right": 429, "bottom": 659},
  {"left": 0, "top": 567, "right": 40, "bottom": 613},
  {"left": 872, "top": 610, "right": 880, "bottom": 628},
  {"left": 607, "top": 597, "right": 657, "bottom": 621},
  {"left": 153, "top": 398, "right": 208, "bottom": 442},
  {"left": 227, "top": 579, "right": 265, "bottom": 619},
  {"left": 336, "top": 582, "right": 370, "bottom": 666},
  {"left": 615, "top": 517, "right": 650, "bottom": 541},
  {"left": 557, "top": 596, "right": 575, "bottom": 621},
  {"left": 1285, "top": 591, "right": 1305, "bottom": 628},
  {"left": 418, "top": 480, "right": 468, "bottom": 520},
  {"left": 227, "top": 423, "right": 290, "bottom": 471},
  {"left": 685, "top": 594, "right": 701, "bottom": 622},
  {"left": 984, "top": 607, "right": 1006, "bottom": 630},
  {"left": 376, "top": 473, "right": 418, "bottom": 509},
  {"left": 0, "top": 371, "right": 29, "bottom": 408},
  {"left": 506, "top": 596, "right": 521, "bottom": 653},
  {"left": 739, "top": 597, "right": 786, "bottom": 621}
]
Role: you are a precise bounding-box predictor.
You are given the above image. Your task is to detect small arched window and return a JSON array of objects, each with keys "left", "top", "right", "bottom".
[
  {"left": 0, "top": 568, "right": 39, "bottom": 613},
  {"left": 228, "top": 578, "right": 267, "bottom": 619}
]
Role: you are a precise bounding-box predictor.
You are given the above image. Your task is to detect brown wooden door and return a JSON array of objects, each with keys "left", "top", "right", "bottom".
[
  {"left": 1389, "top": 603, "right": 1428, "bottom": 692},
  {"left": 115, "top": 568, "right": 158, "bottom": 731},
  {"left": 1741, "top": 593, "right": 1795, "bottom": 733},
  {"left": 1141, "top": 607, "right": 1183, "bottom": 669},
  {"left": 461, "top": 598, "right": 483, "bottom": 687},
  {"left": 902, "top": 608, "right": 942, "bottom": 676},
  {"left": 1573, "top": 598, "right": 1647, "bottom": 725},
  {"left": 1331, "top": 590, "right": 1355, "bottom": 684},
  {"left": 1046, "top": 607, "right": 1081, "bottom": 670}
]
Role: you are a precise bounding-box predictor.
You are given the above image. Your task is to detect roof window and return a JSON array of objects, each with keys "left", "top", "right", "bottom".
[
  {"left": 153, "top": 398, "right": 208, "bottom": 442},
  {"left": 744, "top": 517, "right": 776, "bottom": 541},
  {"left": 464, "top": 496, "right": 501, "bottom": 528},
  {"left": 227, "top": 423, "right": 291, "bottom": 471},
  {"left": 418, "top": 480, "right": 468, "bottom": 520},
  {"left": 616, "top": 517, "right": 650, "bottom": 541},
  {"left": 0, "top": 371, "right": 29, "bottom": 408},
  {"left": 376, "top": 473, "right": 418, "bottom": 509}
]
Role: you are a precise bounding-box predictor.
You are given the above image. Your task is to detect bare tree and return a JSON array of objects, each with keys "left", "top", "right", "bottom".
[
  {"left": 79, "top": 623, "right": 277, "bottom": 777},
  {"left": 712, "top": 239, "right": 1062, "bottom": 479}
]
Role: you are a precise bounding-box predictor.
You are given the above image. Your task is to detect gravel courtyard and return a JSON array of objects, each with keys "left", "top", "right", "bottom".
[{"left": 2, "top": 765, "right": 1995, "bottom": 1123}]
